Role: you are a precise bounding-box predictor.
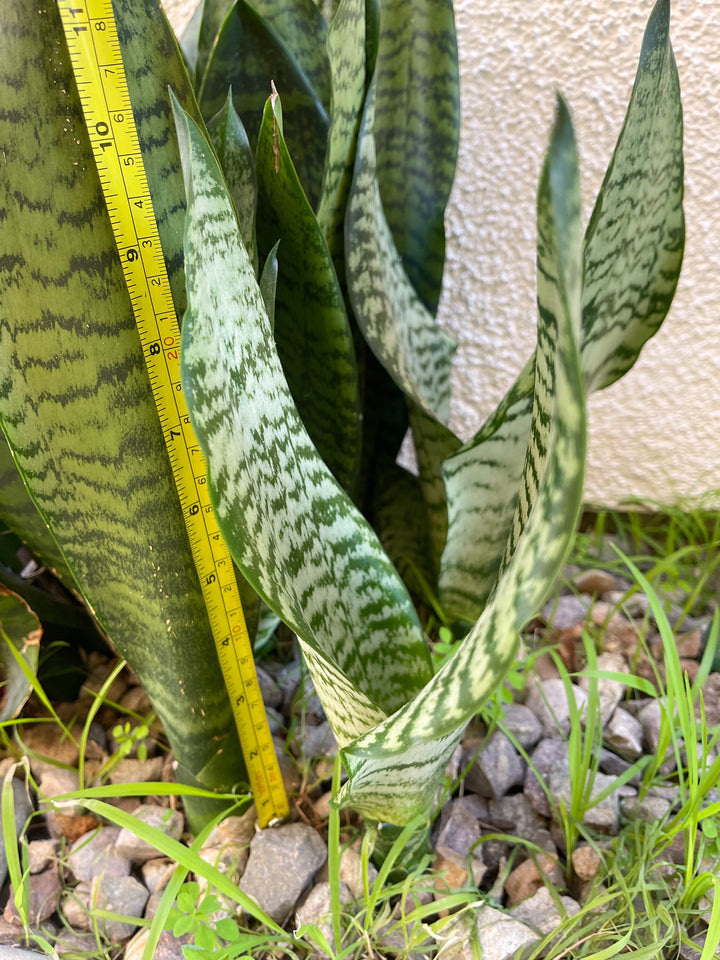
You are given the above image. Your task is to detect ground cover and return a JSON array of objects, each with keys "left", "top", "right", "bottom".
[{"left": 1, "top": 504, "right": 720, "bottom": 959}]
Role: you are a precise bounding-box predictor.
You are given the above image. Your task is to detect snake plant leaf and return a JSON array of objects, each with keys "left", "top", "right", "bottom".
[
  {"left": 248, "top": 0, "right": 331, "bottom": 112},
  {"left": 0, "top": 587, "right": 41, "bottom": 723},
  {"left": 174, "top": 101, "right": 433, "bottom": 745},
  {"left": 199, "top": 0, "right": 329, "bottom": 208},
  {"left": 194, "top": 0, "right": 235, "bottom": 89},
  {"left": 0, "top": 0, "right": 245, "bottom": 830},
  {"left": 179, "top": 0, "right": 204, "bottom": 77},
  {"left": 259, "top": 241, "right": 280, "bottom": 330},
  {"left": 255, "top": 94, "right": 362, "bottom": 495},
  {"left": 438, "top": 368, "right": 535, "bottom": 620},
  {"left": 346, "top": 80, "right": 457, "bottom": 423},
  {"left": 373, "top": 0, "right": 459, "bottom": 314},
  {"left": 0, "top": 433, "right": 76, "bottom": 590},
  {"left": 407, "top": 404, "right": 461, "bottom": 576},
  {"left": 371, "top": 465, "right": 436, "bottom": 603},
  {"left": 437, "top": 0, "right": 682, "bottom": 621},
  {"left": 339, "top": 98, "right": 585, "bottom": 823},
  {"left": 208, "top": 92, "right": 258, "bottom": 273},
  {"left": 581, "top": 0, "right": 683, "bottom": 392},
  {"left": 315, "top": 0, "right": 366, "bottom": 268}
]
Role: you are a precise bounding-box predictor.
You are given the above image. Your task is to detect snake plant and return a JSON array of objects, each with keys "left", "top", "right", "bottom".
[{"left": 0, "top": 0, "right": 682, "bottom": 830}]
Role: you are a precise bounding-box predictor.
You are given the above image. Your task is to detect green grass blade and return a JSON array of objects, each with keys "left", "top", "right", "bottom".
[
  {"left": 255, "top": 93, "right": 362, "bottom": 495},
  {"left": 174, "top": 100, "right": 432, "bottom": 741},
  {"left": 345, "top": 78, "right": 457, "bottom": 423},
  {"left": 373, "top": 0, "right": 459, "bottom": 314},
  {"left": 0, "top": 590, "right": 41, "bottom": 722}
]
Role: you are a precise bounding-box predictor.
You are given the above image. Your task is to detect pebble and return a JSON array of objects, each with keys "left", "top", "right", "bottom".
[
  {"left": 295, "top": 881, "right": 352, "bottom": 953},
  {"left": 525, "top": 678, "right": 588, "bottom": 737},
  {"left": 508, "top": 885, "right": 580, "bottom": 933},
  {"left": 3, "top": 866, "right": 61, "bottom": 925},
  {"left": 462, "top": 731, "right": 525, "bottom": 798},
  {"left": 604, "top": 707, "right": 644, "bottom": 759},
  {"left": 115, "top": 805, "right": 184, "bottom": 863},
  {"left": 67, "top": 827, "right": 130, "bottom": 882},
  {"left": 90, "top": 874, "right": 149, "bottom": 941},
  {"left": 26, "top": 839, "right": 60, "bottom": 875},
  {"left": 572, "top": 569, "right": 617, "bottom": 596},
  {"left": 239, "top": 823, "right": 327, "bottom": 923},
  {"left": 504, "top": 854, "right": 564, "bottom": 905},
  {"left": 578, "top": 651, "right": 629, "bottom": 723},
  {"left": 499, "top": 703, "right": 542, "bottom": 750}
]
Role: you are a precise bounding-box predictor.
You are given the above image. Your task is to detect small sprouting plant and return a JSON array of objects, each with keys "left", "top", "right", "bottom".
[
  {"left": 111, "top": 720, "right": 150, "bottom": 763},
  {"left": 166, "top": 881, "right": 240, "bottom": 960}
]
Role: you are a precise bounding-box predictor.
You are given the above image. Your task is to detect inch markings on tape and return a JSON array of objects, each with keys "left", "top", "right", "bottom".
[{"left": 57, "top": 0, "right": 288, "bottom": 828}]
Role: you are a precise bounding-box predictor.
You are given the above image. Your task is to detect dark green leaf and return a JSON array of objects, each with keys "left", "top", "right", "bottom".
[
  {"left": 373, "top": 0, "right": 459, "bottom": 313},
  {"left": 255, "top": 94, "right": 362, "bottom": 495},
  {"left": 0, "top": 0, "right": 245, "bottom": 831},
  {"left": 199, "top": 1, "right": 329, "bottom": 207},
  {"left": 345, "top": 79, "right": 456, "bottom": 423},
  {"left": 249, "top": 0, "right": 331, "bottom": 111},
  {"left": 208, "top": 92, "right": 258, "bottom": 272},
  {"left": 175, "top": 101, "right": 432, "bottom": 744}
]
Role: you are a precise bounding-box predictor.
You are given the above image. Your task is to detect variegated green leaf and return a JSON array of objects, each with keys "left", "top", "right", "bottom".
[
  {"left": 437, "top": 0, "right": 682, "bottom": 620},
  {"left": 208, "top": 92, "right": 258, "bottom": 273},
  {"left": 255, "top": 94, "right": 362, "bottom": 495},
  {"left": 248, "top": 0, "right": 331, "bottom": 112},
  {"left": 199, "top": 0, "right": 329, "bottom": 208},
  {"left": 346, "top": 80, "right": 456, "bottom": 423},
  {"left": 0, "top": 587, "right": 41, "bottom": 722},
  {"left": 174, "top": 101, "right": 433, "bottom": 745},
  {"left": 179, "top": 0, "right": 203, "bottom": 78},
  {"left": 407, "top": 404, "right": 461, "bottom": 576},
  {"left": 371, "top": 465, "right": 436, "bottom": 603},
  {"left": 0, "top": 0, "right": 245, "bottom": 830},
  {"left": 373, "top": 0, "right": 459, "bottom": 314},
  {"left": 581, "top": 0, "right": 683, "bottom": 392},
  {"left": 0, "top": 432, "right": 75, "bottom": 589},
  {"left": 259, "top": 241, "right": 279, "bottom": 329},
  {"left": 339, "top": 98, "right": 586, "bottom": 823},
  {"left": 194, "top": 0, "right": 234, "bottom": 89},
  {"left": 315, "top": 0, "right": 366, "bottom": 267}
]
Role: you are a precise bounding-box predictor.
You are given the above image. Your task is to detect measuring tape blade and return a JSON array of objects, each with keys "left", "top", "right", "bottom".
[{"left": 57, "top": 0, "right": 288, "bottom": 827}]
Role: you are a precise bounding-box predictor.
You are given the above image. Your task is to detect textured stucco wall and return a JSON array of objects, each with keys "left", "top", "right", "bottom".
[{"left": 165, "top": 0, "right": 720, "bottom": 509}]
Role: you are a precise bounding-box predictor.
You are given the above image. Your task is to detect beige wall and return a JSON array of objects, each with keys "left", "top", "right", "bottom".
[{"left": 165, "top": 0, "right": 720, "bottom": 509}]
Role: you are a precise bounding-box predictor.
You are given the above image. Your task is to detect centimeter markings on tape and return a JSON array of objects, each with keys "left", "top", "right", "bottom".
[{"left": 57, "top": 0, "right": 288, "bottom": 828}]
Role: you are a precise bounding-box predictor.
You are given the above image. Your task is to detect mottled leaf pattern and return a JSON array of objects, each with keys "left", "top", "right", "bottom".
[
  {"left": 346, "top": 80, "right": 456, "bottom": 423},
  {"left": 438, "top": 372, "right": 533, "bottom": 620},
  {"left": 407, "top": 404, "right": 461, "bottom": 576},
  {"left": 0, "top": 0, "right": 245, "bottom": 829},
  {"left": 208, "top": 92, "right": 258, "bottom": 272},
  {"left": 249, "top": 0, "right": 331, "bottom": 111},
  {"left": 339, "top": 100, "right": 586, "bottom": 822},
  {"left": 175, "top": 104, "right": 433, "bottom": 735},
  {"left": 437, "top": 0, "right": 682, "bottom": 620},
  {"left": 0, "top": 432, "right": 75, "bottom": 589},
  {"left": 255, "top": 95, "right": 362, "bottom": 495},
  {"left": 373, "top": 0, "right": 459, "bottom": 314},
  {"left": 199, "top": 1, "right": 329, "bottom": 207},
  {"left": 0, "top": 587, "right": 41, "bottom": 722},
  {"left": 581, "top": 0, "right": 683, "bottom": 391},
  {"left": 194, "top": 0, "right": 234, "bottom": 88},
  {"left": 315, "top": 0, "right": 366, "bottom": 267},
  {"left": 371, "top": 464, "right": 436, "bottom": 602}
]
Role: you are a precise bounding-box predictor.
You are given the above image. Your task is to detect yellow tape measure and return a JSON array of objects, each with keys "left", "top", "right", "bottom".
[{"left": 57, "top": 0, "right": 288, "bottom": 828}]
